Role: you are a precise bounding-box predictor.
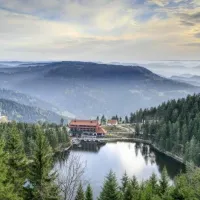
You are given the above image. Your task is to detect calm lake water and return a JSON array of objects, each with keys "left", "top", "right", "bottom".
[{"left": 54, "top": 142, "right": 185, "bottom": 199}]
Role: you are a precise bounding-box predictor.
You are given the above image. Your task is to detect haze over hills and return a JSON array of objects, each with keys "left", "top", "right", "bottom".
[
  {"left": 111, "top": 61, "right": 200, "bottom": 78},
  {"left": 0, "top": 61, "right": 199, "bottom": 119},
  {"left": 171, "top": 75, "right": 200, "bottom": 87},
  {"left": 0, "top": 88, "right": 60, "bottom": 113},
  {"left": 0, "top": 99, "right": 62, "bottom": 123}
]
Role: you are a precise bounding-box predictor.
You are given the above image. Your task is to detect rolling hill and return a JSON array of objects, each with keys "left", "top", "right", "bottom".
[
  {"left": 0, "top": 61, "right": 199, "bottom": 118},
  {"left": 0, "top": 99, "right": 63, "bottom": 123}
]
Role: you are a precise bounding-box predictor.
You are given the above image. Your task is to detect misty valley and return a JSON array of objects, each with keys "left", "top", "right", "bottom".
[{"left": 0, "top": 61, "right": 199, "bottom": 122}]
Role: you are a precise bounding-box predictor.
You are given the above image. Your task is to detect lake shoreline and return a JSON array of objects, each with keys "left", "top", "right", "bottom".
[
  {"left": 103, "top": 137, "right": 185, "bottom": 165},
  {"left": 63, "top": 137, "right": 185, "bottom": 165}
]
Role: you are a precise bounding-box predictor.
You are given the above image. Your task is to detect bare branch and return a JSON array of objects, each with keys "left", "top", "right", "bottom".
[{"left": 57, "top": 153, "right": 87, "bottom": 200}]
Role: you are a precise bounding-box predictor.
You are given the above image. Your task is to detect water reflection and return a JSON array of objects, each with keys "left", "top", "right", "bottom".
[{"left": 54, "top": 142, "right": 185, "bottom": 199}]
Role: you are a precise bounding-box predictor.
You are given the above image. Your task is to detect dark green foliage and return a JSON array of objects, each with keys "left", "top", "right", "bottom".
[
  {"left": 121, "top": 172, "right": 129, "bottom": 193},
  {"left": 30, "top": 126, "right": 60, "bottom": 200},
  {"left": 98, "top": 170, "right": 121, "bottom": 200},
  {"left": 123, "top": 183, "right": 134, "bottom": 200},
  {"left": 172, "top": 168, "right": 200, "bottom": 200},
  {"left": 6, "top": 125, "right": 28, "bottom": 197},
  {"left": 149, "top": 173, "right": 158, "bottom": 194},
  {"left": 0, "top": 139, "right": 22, "bottom": 200},
  {"left": 101, "top": 115, "right": 106, "bottom": 125},
  {"left": 159, "top": 168, "right": 169, "bottom": 195},
  {"left": 85, "top": 184, "right": 93, "bottom": 200},
  {"left": 75, "top": 183, "right": 85, "bottom": 200},
  {"left": 98, "top": 168, "right": 200, "bottom": 200},
  {"left": 130, "top": 176, "right": 139, "bottom": 190},
  {"left": 125, "top": 116, "right": 129, "bottom": 123},
  {"left": 130, "top": 94, "right": 200, "bottom": 166},
  {"left": 0, "top": 121, "right": 70, "bottom": 156},
  {"left": 135, "top": 124, "right": 140, "bottom": 137},
  {"left": 0, "top": 121, "right": 68, "bottom": 200}
]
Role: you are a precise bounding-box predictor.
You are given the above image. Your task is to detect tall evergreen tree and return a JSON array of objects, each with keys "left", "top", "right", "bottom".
[
  {"left": 6, "top": 125, "right": 27, "bottom": 197},
  {"left": 30, "top": 126, "right": 60, "bottom": 200},
  {"left": 135, "top": 124, "right": 140, "bottom": 137},
  {"left": 0, "top": 139, "right": 22, "bottom": 200},
  {"left": 98, "top": 170, "right": 121, "bottom": 200},
  {"left": 159, "top": 168, "right": 169, "bottom": 195},
  {"left": 130, "top": 176, "right": 139, "bottom": 190},
  {"left": 123, "top": 183, "right": 134, "bottom": 200},
  {"left": 125, "top": 116, "right": 129, "bottom": 123},
  {"left": 85, "top": 184, "right": 93, "bottom": 200},
  {"left": 75, "top": 183, "right": 85, "bottom": 200},
  {"left": 121, "top": 172, "right": 129, "bottom": 193},
  {"left": 149, "top": 173, "right": 158, "bottom": 194}
]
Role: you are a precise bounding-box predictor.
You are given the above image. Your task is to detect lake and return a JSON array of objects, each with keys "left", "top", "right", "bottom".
[{"left": 54, "top": 142, "right": 185, "bottom": 199}]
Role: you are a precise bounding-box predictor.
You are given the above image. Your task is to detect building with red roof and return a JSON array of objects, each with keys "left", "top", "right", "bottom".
[{"left": 69, "top": 119, "right": 106, "bottom": 136}]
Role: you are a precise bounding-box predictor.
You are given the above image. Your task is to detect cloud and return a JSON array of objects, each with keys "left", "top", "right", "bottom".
[
  {"left": 179, "top": 11, "right": 200, "bottom": 24},
  {"left": 180, "top": 20, "right": 196, "bottom": 26},
  {"left": 0, "top": 0, "right": 200, "bottom": 61},
  {"left": 183, "top": 43, "right": 200, "bottom": 47},
  {"left": 194, "top": 32, "right": 200, "bottom": 38}
]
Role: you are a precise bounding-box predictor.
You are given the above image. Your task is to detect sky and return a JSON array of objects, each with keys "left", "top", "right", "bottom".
[{"left": 0, "top": 0, "right": 200, "bottom": 61}]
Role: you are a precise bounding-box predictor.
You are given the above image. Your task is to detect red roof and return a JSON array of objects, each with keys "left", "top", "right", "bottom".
[
  {"left": 107, "top": 120, "right": 118, "bottom": 125},
  {"left": 97, "top": 126, "right": 107, "bottom": 134},
  {"left": 69, "top": 120, "right": 99, "bottom": 127}
]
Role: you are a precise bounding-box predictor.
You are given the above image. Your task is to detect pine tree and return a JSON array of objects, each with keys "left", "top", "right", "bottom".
[
  {"left": 85, "top": 184, "right": 93, "bottom": 200},
  {"left": 98, "top": 170, "right": 121, "bottom": 200},
  {"left": 75, "top": 183, "right": 85, "bottom": 200},
  {"left": 130, "top": 176, "right": 139, "bottom": 190},
  {"left": 6, "top": 125, "right": 28, "bottom": 197},
  {"left": 30, "top": 126, "right": 60, "bottom": 200},
  {"left": 125, "top": 116, "right": 129, "bottom": 123},
  {"left": 159, "top": 167, "right": 169, "bottom": 195},
  {"left": 123, "top": 183, "right": 134, "bottom": 200},
  {"left": 135, "top": 124, "right": 140, "bottom": 137},
  {"left": 0, "top": 139, "right": 22, "bottom": 200},
  {"left": 121, "top": 172, "right": 129, "bottom": 193},
  {"left": 149, "top": 173, "right": 158, "bottom": 194}
]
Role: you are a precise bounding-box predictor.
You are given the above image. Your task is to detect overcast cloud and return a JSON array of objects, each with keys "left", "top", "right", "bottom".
[{"left": 0, "top": 0, "right": 200, "bottom": 61}]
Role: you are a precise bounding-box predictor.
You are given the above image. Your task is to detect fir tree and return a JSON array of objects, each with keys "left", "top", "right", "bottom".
[
  {"left": 75, "top": 183, "right": 85, "bottom": 200},
  {"left": 6, "top": 125, "right": 28, "bottom": 197},
  {"left": 85, "top": 184, "right": 93, "bottom": 200},
  {"left": 135, "top": 124, "right": 140, "bottom": 137},
  {"left": 159, "top": 168, "right": 169, "bottom": 195},
  {"left": 121, "top": 172, "right": 129, "bottom": 193},
  {"left": 149, "top": 173, "right": 158, "bottom": 194},
  {"left": 0, "top": 139, "right": 22, "bottom": 200},
  {"left": 30, "top": 126, "right": 60, "bottom": 200},
  {"left": 123, "top": 183, "right": 134, "bottom": 200},
  {"left": 130, "top": 176, "right": 139, "bottom": 190},
  {"left": 98, "top": 170, "right": 121, "bottom": 200}
]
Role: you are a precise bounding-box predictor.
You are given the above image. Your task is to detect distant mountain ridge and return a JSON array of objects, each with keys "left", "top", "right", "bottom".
[
  {"left": 0, "top": 61, "right": 199, "bottom": 118},
  {"left": 0, "top": 88, "right": 60, "bottom": 114}
]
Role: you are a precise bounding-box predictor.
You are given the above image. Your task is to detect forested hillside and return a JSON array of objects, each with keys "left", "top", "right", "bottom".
[
  {"left": 0, "top": 99, "right": 64, "bottom": 123},
  {"left": 0, "top": 121, "right": 70, "bottom": 199},
  {"left": 129, "top": 94, "right": 200, "bottom": 166},
  {"left": 0, "top": 88, "right": 60, "bottom": 113},
  {"left": 0, "top": 122, "right": 70, "bottom": 156}
]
